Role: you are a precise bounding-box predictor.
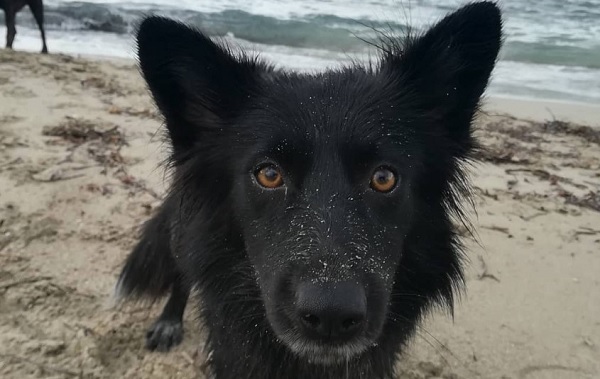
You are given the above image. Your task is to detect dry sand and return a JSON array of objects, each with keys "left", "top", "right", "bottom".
[{"left": 0, "top": 50, "right": 598, "bottom": 379}]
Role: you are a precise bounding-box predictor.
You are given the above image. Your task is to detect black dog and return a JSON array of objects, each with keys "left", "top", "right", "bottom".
[
  {"left": 0, "top": 0, "right": 48, "bottom": 53},
  {"left": 116, "top": 2, "right": 502, "bottom": 378}
]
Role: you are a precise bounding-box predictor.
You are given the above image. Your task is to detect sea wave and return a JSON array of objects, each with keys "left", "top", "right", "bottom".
[
  {"left": 3, "top": 0, "right": 600, "bottom": 104},
  {"left": 6, "top": 3, "right": 408, "bottom": 51},
  {"left": 3, "top": 1, "right": 599, "bottom": 71}
]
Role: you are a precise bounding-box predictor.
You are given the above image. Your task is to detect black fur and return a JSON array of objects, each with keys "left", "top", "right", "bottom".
[{"left": 116, "top": 2, "right": 502, "bottom": 378}]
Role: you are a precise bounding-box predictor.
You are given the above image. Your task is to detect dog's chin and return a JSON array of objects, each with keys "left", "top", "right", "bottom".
[{"left": 280, "top": 334, "right": 374, "bottom": 365}]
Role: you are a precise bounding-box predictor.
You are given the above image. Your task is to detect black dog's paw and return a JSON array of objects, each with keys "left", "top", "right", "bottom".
[{"left": 145, "top": 319, "right": 184, "bottom": 352}]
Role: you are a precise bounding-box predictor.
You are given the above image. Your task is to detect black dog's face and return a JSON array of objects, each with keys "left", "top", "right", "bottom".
[
  {"left": 231, "top": 79, "right": 419, "bottom": 362},
  {"left": 137, "top": 1, "right": 501, "bottom": 365}
]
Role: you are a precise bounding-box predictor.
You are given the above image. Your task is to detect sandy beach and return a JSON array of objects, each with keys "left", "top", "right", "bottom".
[{"left": 0, "top": 49, "right": 598, "bottom": 378}]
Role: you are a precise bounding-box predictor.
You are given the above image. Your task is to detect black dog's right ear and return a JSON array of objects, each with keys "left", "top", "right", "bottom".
[
  {"left": 384, "top": 1, "right": 502, "bottom": 146},
  {"left": 137, "top": 17, "right": 265, "bottom": 152}
]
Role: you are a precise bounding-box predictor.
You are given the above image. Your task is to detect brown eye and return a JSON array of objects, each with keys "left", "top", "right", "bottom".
[
  {"left": 255, "top": 165, "right": 284, "bottom": 188},
  {"left": 370, "top": 167, "right": 397, "bottom": 193}
]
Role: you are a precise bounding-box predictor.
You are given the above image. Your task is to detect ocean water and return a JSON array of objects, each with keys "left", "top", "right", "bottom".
[{"left": 2, "top": 0, "right": 599, "bottom": 104}]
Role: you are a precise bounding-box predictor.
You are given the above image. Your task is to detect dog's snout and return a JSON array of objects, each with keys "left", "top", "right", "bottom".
[{"left": 295, "top": 281, "right": 367, "bottom": 341}]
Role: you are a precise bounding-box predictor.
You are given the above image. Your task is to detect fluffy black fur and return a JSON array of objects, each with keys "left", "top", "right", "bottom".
[{"left": 116, "top": 2, "right": 502, "bottom": 378}]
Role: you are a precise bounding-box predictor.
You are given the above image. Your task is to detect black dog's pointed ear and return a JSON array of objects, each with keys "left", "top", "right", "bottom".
[
  {"left": 137, "top": 16, "right": 265, "bottom": 152},
  {"left": 387, "top": 1, "right": 503, "bottom": 144}
]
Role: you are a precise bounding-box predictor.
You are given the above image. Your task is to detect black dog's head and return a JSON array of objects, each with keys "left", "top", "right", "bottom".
[{"left": 138, "top": 1, "right": 501, "bottom": 365}]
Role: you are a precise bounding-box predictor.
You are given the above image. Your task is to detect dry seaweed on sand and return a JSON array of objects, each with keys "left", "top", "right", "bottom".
[
  {"left": 87, "top": 144, "right": 126, "bottom": 167},
  {"left": 108, "top": 105, "right": 161, "bottom": 120},
  {"left": 560, "top": 191, "right": 600, "bottom": 212},
  {"left": 80, "top": 76, "right": 129, "bottom": 96},
  {"left": 542, "top": 118, "right": 600, "bottom": 145},
  {"left": 473, "top": 145, "right": 531, "bottom": 165},
  {"left": 42, "top": 116, "right": 126, "bottom": 146}
]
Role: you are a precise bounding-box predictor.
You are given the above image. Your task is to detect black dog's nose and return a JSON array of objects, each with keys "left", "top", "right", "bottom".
[{"left": 295, "top": 281, "right": 367, "bottom": 341}]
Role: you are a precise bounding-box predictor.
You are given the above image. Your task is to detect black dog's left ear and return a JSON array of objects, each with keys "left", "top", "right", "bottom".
[{"left": 388, "top": 1, "right": 503, "bottom": 144}]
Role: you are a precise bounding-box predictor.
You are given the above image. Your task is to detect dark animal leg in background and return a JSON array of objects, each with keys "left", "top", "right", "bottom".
[
  {"left": 28, "top": 0, "right": 47, "bottom": 53},
  {"left": 4, "top": 9, "right": 16, "bottom": 49},
  {"left": 145, "top": 277, "right": 190, "bottom": 352}
]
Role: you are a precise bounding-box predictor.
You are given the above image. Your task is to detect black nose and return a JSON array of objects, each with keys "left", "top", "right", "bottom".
[{"left": 295, "top": 281, "right": 367, "bottom": 341}]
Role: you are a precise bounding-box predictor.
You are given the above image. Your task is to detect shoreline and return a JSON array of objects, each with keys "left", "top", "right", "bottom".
[
  {"left": 86, "top": 49, "right": 600, "bottom": 126},
  {"left": 2, "top": 32, "right": 600, "bottom": 110},
  {"left": 79, "top": 50, "right": 600, "bottom": 124},
  {"left": 484, "top": 95, "right": 599, "bottom": 126}
]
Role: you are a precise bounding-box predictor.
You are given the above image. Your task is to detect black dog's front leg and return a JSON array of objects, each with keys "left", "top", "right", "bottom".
[{"left": 145, "top": 277, "right": 190, "bottom": 352}]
